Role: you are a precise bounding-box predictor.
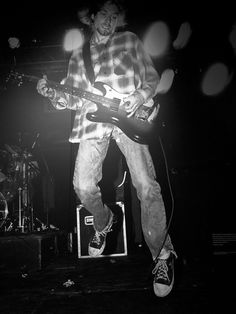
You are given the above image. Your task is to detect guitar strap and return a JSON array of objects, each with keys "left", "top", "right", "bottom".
[{"left": 82, "top": 38, "right": 95, "bottom": 85}]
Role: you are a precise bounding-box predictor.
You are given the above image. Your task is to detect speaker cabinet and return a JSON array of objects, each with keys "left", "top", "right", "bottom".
[
  {"left": 0, "top": 232, "right": 58, "bottom": 272},
  {"left": 76, "top": 201, "right": 127, "bottom": 258}
]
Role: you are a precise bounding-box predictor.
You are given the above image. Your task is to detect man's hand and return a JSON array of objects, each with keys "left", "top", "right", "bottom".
[
  {"left": 36, "top": 75, "right": 55, "bottom": 98},
  {"left": 123, "top": 92, "right": 145, "bottom": 118}
]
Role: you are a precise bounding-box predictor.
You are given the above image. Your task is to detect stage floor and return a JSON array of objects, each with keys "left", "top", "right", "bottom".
[{"left": 0, "top": 238, "right": 234, "bottom": 314}]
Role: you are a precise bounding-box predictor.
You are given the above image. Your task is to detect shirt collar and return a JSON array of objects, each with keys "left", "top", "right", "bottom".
[{"left": 90, "top": 32, "right": 115, "bottom": 47}]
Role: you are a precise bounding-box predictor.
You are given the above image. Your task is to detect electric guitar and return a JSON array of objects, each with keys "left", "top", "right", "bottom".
[{"left": 7, "top": 71, "right": 159, "bottom": 144}]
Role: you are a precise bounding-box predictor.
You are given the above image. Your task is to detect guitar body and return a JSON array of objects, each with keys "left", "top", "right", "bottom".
[{"left": 86, "top": 82, "right": 156, "bottom": 144}]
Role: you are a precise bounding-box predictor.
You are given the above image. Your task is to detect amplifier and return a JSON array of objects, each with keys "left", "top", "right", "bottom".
[{"left": 76, "top": 201, "right": 127, "bottom": 258}]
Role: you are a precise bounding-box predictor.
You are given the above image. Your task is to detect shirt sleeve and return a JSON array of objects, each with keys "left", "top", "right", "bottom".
[
  {"left": 49, "top": 56, "right": 85, "bottom": 111},
  {"left": 134, "top": 36, "right": 160, "bottom": 102}
]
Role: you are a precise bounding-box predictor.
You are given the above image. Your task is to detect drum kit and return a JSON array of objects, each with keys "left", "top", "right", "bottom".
[{"left": 0, "top": 141, "right": 46, "bottom": 233}]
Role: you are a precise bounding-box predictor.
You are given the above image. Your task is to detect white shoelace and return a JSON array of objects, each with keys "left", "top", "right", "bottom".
[
  {"left": 92, "top": 223, "right": 113, "bottom": 245},
  {"left": 152, "top": 259, "right": 169, "bottom": 281}
]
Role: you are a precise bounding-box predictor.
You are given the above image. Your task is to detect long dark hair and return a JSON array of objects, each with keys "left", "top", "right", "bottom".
[
  {"left": 91, "top": 0, "right": 126, "bottom": 16},
  {"left": 77, "top": 0, "right": 127, "bottom": 29}
]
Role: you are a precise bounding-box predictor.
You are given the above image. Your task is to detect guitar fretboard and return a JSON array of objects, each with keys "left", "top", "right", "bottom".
[{"left": 16, "top": 73, "right": 121, "bottom": 110}]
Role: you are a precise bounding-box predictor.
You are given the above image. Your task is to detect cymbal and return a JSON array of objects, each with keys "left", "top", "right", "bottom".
[
  {"left": 3, "top": 144, "right": 34, "bottom": 159},
  {"left": 4, "top": 144, "right": 21, "bottom": 155},
  {"left": 0, "top": 171, "right": 6, "bottom": 182},
  {"left": 0, "top": 149, "right": 8, "bottom": 156}
]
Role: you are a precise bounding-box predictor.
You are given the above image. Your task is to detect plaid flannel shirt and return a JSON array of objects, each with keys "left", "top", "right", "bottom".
[{"left": 51, "top": 31, "right": 160, "bottom": 142}]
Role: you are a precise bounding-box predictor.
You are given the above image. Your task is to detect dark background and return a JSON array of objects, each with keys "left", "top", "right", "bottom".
[{"left": 0, "top": 0, "right": 235, "bottom": 259}]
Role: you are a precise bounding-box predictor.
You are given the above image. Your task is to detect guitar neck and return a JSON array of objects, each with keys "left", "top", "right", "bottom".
[{"left": 25, "top": 74, "right": 118, "bottom": 107}]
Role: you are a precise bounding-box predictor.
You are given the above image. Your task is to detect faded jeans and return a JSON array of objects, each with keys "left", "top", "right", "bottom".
[{"left": 73, "top": 130, "right": 174, "bottom": 259}]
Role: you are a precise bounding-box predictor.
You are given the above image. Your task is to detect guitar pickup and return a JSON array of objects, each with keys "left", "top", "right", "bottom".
[{"left": 110, "top": 98, "right": 120, "bottom": 112}]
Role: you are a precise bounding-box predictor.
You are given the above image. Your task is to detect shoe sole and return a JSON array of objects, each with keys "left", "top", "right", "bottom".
[
  {"left": 153, "top": 274, "right": 174, "bottom": 297},
  {"left": 88, "top": 240, "right": 106, "bottom": 257},
  {"left": 88, "top": 212, "right": 114, "bottom": 257}
]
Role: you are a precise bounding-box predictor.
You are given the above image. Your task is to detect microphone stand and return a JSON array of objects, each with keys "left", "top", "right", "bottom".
[{"left": 31, "top": 134, "right": 54, "bottom": 231}]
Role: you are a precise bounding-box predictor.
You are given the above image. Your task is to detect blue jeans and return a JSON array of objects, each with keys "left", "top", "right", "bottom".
[{"left": 73, "top": 129, "right": 174, "bottom": 259}]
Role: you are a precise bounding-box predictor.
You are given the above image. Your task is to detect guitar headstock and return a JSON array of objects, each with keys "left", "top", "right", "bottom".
[
  {"left": 6, "top": 70, "right": 25, "bottom": 86},
  {"left": 5, "top": 71, "right": 38, "bottom": 87}
]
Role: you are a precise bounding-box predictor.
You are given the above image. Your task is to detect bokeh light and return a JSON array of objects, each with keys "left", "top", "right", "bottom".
[
  {"left": 201, "top": 62, "right": 233, "bottom": 96},
  {"left": 143, "top": 21, "right": 170, "bottom": 58},
  {"left": 229, "top": 22, "right": 236, "bottom": 55},
  {"left": 63, "top": 28, "right": 84, "bottom": 52}
]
